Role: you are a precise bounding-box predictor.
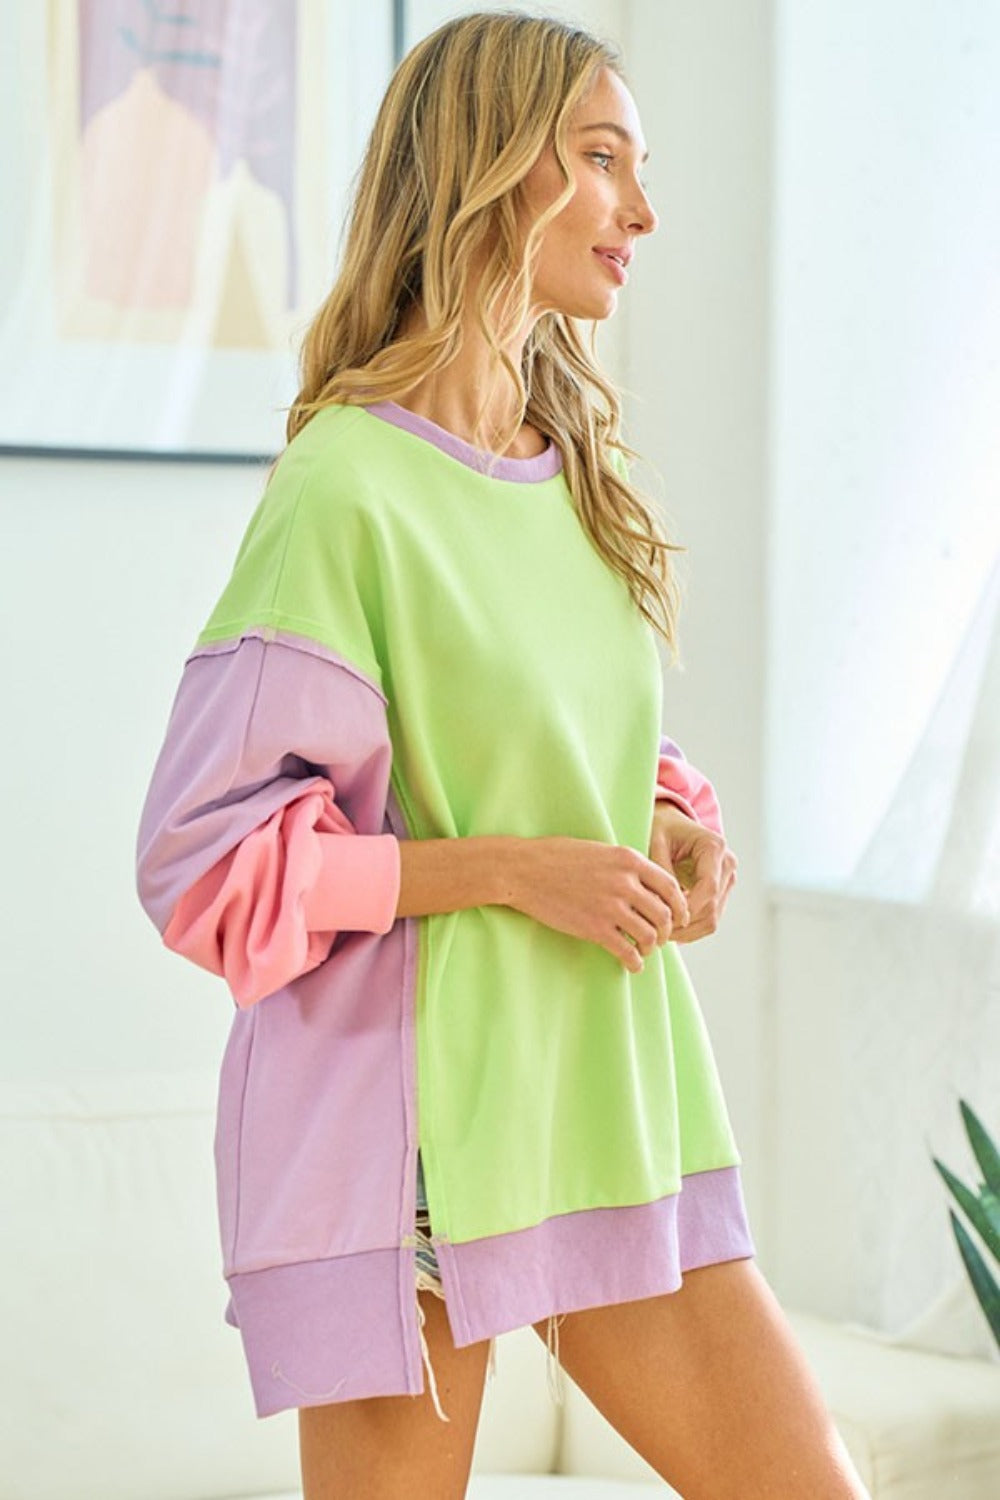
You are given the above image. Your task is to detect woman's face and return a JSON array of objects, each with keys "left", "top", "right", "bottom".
[{"left": 518, "top": 66, "right": 658, "bottom": 322}]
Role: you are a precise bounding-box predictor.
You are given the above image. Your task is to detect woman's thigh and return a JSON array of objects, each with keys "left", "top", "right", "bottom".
[
  {"left": 532, "top": 1258, "right": 870, "bottom": 1500},
  {"left": 298, "top": 1287, "right": 492, "bottom": 1500}
]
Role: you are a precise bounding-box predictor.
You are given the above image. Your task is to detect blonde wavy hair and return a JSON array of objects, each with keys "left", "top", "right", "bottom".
[{"left": 277, "top": 8, "right": 685, "bottom": 660}]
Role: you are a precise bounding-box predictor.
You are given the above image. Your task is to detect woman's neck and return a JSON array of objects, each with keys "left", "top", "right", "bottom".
[{"left": 391, "top": 301, "right": 544, "bottom": 458}]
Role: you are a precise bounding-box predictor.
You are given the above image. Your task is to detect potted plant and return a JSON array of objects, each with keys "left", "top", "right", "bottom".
[{"left": 932, "top": 1099, "right": 1000, "bottom": 1353}]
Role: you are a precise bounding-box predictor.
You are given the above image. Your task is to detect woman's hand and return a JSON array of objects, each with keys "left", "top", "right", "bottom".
[
  {"left": 647, "top": 802, "right": 738, "bottom": 942},
  {"left": 503, "top": 835, "right": 690, "bottom": 973}
]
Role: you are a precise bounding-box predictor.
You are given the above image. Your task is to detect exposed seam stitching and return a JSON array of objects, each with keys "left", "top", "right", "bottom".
[
  {"left": 393, "top": 856, "right": 421, "bottom": 1394},
  {"left": 229, "top": 1008, "right": 256, "bottom": 1267},
  {"left": 215, "top": 642, "right": 272, "bottom": 1271},
  {"left": 189, "top": 622, "right": 387, "bottom": 705},
  {"left": 191, "top": 624, "right": 376, "bottom": 673}
]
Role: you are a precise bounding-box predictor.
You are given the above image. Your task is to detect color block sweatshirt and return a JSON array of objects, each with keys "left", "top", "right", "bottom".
[{"left": 135, "top": 399, "right": 754, "bottom": 1420}]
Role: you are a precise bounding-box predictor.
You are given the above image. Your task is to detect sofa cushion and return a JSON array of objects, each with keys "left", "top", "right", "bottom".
[
  {"left": 0, "top": 1071, "right": 303, "bottom": 1500},
  {"left": 785, "top": 1309, "right": 1000, "bottom": 1499},
  {"left": 0, "top": 1072, "right": 560, "bottom": 1500}
]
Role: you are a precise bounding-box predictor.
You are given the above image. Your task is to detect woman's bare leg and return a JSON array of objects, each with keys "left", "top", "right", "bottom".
[
  {"left": 298, "top": 1287, "right": 492, "bottom": 1500},
  {"left": 532, "top": 1257, "right": 870, "bottom": 1500}
]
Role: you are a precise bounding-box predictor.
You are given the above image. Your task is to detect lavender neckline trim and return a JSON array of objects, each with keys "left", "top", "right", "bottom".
[{"left": 361, "top": 400, "right": 563, "bottom": 483}]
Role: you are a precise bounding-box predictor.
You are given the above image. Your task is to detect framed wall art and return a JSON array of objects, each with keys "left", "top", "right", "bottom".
[{"left": 0, "top": 0, "right": 405, "bottom": 461}]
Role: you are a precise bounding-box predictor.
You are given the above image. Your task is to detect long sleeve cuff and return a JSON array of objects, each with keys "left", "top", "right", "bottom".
[
  {"left": 301, "top": 832, "right": 401, "bottom": 935},
  {"left": 654, "top": 751, "right": 725, "bottom": 836},
  {"left": 654, "top": 781, "right": 700, "bottom": 822}
]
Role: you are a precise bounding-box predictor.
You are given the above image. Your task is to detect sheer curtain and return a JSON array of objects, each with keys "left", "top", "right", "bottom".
[
  {"left": 764, "top": 0, "right": 1000, "bottom": 1356},
  {"left": 838, "top": 554, "right": 1000, "bottom": 1358}
]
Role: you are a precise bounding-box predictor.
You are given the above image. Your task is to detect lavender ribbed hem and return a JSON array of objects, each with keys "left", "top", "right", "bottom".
[
  {"left": 361, "top": 400, "right": 564, "bottom": 482},
  {"left": 436, "top": 1163, "right": 755, "bottom": 1344},
  {"left": 224, "top": 1162, "right": 755, "bottom": 1417},
  {"left": 225, "top": 1247, "right": 424, "bottom": 1416}
]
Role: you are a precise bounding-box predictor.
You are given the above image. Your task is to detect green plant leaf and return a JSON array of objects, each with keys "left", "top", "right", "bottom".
[
  {"left": 932, "top": 1157, "right": 1000, "bottom": 1263},
  {"left": 949, "top": 1210, "right": 1000, "bottom": 1352},
  {"left": 960, "top": 1099, "right": 1000, "bottom": 1196}
]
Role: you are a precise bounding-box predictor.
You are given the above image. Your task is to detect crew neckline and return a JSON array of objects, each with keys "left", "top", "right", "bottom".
[{"left": 361, "top": 399, "right": 563, "bottom": 482}]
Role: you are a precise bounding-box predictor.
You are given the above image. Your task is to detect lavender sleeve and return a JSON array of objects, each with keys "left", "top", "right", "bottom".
[{"left": 135, "top": 633, "right": 400, "bottom": 1008}]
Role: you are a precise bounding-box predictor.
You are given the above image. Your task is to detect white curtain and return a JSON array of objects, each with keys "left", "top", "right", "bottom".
[
  {"left": 766, "top": 0, "right": 1000, "bottom": 1354},
  {"left": 838, "top": 554, "right": 1000, "bottom": 1358}
]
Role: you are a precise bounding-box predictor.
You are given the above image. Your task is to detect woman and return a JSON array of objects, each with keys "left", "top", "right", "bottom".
[{"left": 136, "top": 11, "right": 870, "bottom": 1499}]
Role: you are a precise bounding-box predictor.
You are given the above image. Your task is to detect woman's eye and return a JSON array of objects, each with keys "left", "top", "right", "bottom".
[{"left": 589, "top": 151, "right": 651, "bottom": 193}]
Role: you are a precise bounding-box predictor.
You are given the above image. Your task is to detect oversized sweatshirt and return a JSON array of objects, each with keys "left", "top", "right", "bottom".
[{"left": 136, "top": 399, "right": 755, "bottom": 1420}]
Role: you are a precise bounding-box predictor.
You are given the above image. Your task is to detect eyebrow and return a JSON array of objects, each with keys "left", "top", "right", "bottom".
[{"left": 576, "top": 121, "right": 650, "bottom": 163}]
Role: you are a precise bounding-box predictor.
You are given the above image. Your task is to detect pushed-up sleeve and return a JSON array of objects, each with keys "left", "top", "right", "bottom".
[
  {"left": 136, "top": 633, "right": 400, "bottom": 1010},
  {"left": 654, "top": 733, "right": 725, "bottom": 837}
]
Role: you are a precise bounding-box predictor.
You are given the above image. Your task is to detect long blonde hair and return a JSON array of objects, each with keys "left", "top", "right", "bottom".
[{"left": 278, "top": 8, "right": 684, "bottom": 659}]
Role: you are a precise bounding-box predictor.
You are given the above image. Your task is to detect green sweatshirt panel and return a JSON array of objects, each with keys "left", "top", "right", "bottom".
[{"left": 194, "top": 408, "right": 385, "bottom": 691}]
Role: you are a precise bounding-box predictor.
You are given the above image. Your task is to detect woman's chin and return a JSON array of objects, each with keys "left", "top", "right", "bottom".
[{"left": 568, "top": 291, "right": 619, "bottom": 320}]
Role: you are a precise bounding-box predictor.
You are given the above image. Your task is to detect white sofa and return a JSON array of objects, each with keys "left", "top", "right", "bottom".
[{"left": 3, "top": 1069, "right": 999, "bottom": 1500}]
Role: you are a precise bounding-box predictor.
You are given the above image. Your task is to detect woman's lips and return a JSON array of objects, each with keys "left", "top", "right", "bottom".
[{"left": 593, "top": 249, "right": 628, "bottom": 284}]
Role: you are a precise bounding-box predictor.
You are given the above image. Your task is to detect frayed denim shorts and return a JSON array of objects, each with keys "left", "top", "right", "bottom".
[
  {"left": 414, "top": 1149, "right": 444, "bottom": 1295},
  {"left": 413, "top": 1148, "right": 509, "bottom": 1422},
  {"left": 412, "top": 1147, "right": 563, "bottom": 1425}
]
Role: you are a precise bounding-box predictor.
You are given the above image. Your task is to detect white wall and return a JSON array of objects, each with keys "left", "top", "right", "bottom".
[{"left": 2, "top": 455, "right": 262, "bottom": 1077}]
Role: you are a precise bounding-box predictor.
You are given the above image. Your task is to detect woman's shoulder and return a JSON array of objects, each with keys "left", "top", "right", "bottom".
[
  {"left": 218, "top": 409, "right": 362, "bottom": 581},
  {"left": 194, "top": 406, "right": 388, "bottom": 689},
  {"left": 265, "top": 403, "right": 374, "bottom": 517},
  {"left": 227, "top": 405, "right": 395, "bottom": 582}
]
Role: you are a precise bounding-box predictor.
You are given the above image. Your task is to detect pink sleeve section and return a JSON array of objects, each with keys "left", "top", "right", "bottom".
[
  {"left": 654, "top": 745, "right": 725, "bottom": 837},
  {"left": 161, "top": 780, "right": 401, "bottom": 1011}
]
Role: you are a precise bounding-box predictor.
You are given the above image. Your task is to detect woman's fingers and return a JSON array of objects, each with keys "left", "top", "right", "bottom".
[
  {"left": 617, "top": 904, "right": 668, "bottom": 959},
  {"left": 636, "top": 855, "right": 690, "bottom": 929},
  {"left": 613, "top": 859, "right": 691, "bottom": 966},
  {"left": 506, "top": 834, "right": 735, "bottom": 970},
  {"left": 672, "top": 846, "right": 738, "bottom": 942}
]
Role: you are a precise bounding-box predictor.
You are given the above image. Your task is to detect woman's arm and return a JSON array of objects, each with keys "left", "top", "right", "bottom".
[
  {"left": 394, "top": 739, "right": 725, "bottom": 930},
  {"left": 394, "top": 835, "right": 523, "bottom": 917},
  {"left": 397, "top": 833, "right": 689, "bottom": 971},
  {"left": 136, "top": 634, "right": 399, "bottom": 1009}
]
